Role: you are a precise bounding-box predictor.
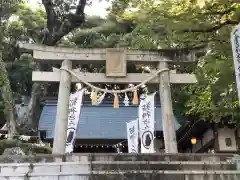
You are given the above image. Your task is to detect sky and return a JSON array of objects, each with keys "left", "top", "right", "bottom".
[{"left": 27, "top": 0, "right": 110, "bottom": 18}]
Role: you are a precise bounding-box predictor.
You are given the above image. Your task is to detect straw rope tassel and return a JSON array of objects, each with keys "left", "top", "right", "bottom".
[
  {"left": 132, "top": 90, "right": 139, "bottom": 105},
  {"left": 91, "top": 90, "right": 98, "bottom": 105},
  {"left": 113, "top": 93, "right": 119, "bottom": 108}
]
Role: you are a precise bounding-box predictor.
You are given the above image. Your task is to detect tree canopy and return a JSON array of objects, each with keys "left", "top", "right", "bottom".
[
  {"left": 0, "top": 0, "right": 240, "bottom": 136},
  {"left": 105, "top": 0, "right": 240, "bottom": 124}
]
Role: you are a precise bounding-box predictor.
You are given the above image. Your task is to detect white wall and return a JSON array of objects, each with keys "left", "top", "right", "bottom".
[
  {"left": 217, "top": 127, "right": 237, "bottom": 152},
  {"left": 0, "top": 162, "right": 90, "bottom": 180}
]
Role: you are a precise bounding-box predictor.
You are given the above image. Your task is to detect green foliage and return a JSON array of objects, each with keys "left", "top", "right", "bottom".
[
  {"left": 0, "top": 139, "right": 51, "bottom": 155},
  {"left": 164, "top": 0, "right": 240, "bottom": 123},
  {"left": 0, "top": 0, "right": 22, "bottom": 20},
  {"left": 16, "top": 4, "right": 46, "bottom": 42},
  {"left": 108, "top": 0, "right": 240, "bottom": 124},
  {"left": 0, "top": 2, "right": 43, "bottom": 126},
  {"left": 8, "top": 54, "right": 36, "bottom": 96}
]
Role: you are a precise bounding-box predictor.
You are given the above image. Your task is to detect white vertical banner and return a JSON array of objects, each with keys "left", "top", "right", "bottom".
[
  {"left": 126, "top": 119, "right": 139, "bottom": 153},
  {"left": 139, "top": 93, "right": 155, "bottom": 153},
  {"left": 231, "top": 23, "right": 240, "bottom": 105},
  {"left": 65, "top": 90, "right": 84, "bottom": 153}
]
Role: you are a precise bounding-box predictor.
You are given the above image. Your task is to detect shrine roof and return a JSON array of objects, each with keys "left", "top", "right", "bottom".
[{"left": 39, "top": 103, "right": 181, "bottom": 140}]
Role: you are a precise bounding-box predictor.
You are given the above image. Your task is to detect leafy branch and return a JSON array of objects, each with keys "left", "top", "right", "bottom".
[{"left": 181, "top": 20, "right": 239, "bottom": 33}]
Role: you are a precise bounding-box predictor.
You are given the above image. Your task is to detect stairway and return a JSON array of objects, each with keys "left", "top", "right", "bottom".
[
  {"left": 0, "top": 153, "right": 239, "bottom": 180},
  {"left": 87, "top": 153, "right": 240, "bottom": 180}
]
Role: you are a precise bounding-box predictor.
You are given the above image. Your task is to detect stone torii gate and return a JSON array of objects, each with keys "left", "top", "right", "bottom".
[{"left": 20, "top": 44, "right": 197, "bottom": 154}]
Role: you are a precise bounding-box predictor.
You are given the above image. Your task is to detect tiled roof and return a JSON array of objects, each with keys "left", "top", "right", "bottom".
[{"left": 39, "top": 104, "right": 181, "bottom": 139}]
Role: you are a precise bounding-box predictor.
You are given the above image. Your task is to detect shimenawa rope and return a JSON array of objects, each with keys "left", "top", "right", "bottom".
[{"left": 60, "top": 68, "right": 169, "bottom": 94}]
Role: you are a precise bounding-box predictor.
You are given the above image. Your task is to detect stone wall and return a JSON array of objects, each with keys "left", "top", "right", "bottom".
[{"left": 0, "top": 153, "right": 239, "bottom": 180}]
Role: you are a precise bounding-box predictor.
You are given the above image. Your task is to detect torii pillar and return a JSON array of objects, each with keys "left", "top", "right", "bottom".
[
  {"left": 52, "top": 60, "right": 72, "bottom": 154},
  {"left": 159, "top": 62, "right": 178, "bottom": 153}
]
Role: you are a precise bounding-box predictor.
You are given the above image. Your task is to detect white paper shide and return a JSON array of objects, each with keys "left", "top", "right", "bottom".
[
  {"left": 139, "top": 93, "right": 155, "bottom": 153},
  {"left": 231, "top": 23, "right": 240, "bottom": 104},
  {"left": 65, "top": 90, "right": 84, "bottom": 153},
  {"left": 126, "top": 119, "right": 139, "bottom": 153}
]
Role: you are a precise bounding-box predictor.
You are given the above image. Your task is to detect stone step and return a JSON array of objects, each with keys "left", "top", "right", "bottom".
[
  {"left": 0, "top": 161, "right": 237, "bottom": 175},
  {"left": 0, "top": 161, "right": 235, "bottom": 166},
  {"left": 0, "top": 153, "right": 234, "bottom": 163},
  {"left": 89, "top": 160, "right": 234, "bottom": 165},
  {"left": 88, "top": 154, "right": 234, "bottom": 162},
  {"left": 0, "top": 161, "right": 239, "bottom": 180},
  {"left": 89, "top": 161, "right": 236, "bottom": 171},
  {"left": 1, "top": 170, "right": 240, "bottom": 180}
]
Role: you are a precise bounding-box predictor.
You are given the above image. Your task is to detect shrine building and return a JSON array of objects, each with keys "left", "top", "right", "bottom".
[
  {"left": 38, "top": 96, "right": 181, "bottom": 153},
  {"left": 12, "top": 97, "right": 240, "bottom": 154}
]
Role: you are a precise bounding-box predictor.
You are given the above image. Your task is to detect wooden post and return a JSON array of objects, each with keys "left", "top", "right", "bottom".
[
  {"left": 159, "top": 62, "right": 178, "bottom": 153},
  {"left": 52, "top": 60, "right": 72, "bottom": 154}
]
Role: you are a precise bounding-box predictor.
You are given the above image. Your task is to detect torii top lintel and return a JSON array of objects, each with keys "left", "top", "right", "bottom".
[{"left": 19, "top": 43, "right": 196, "bottom": 64}]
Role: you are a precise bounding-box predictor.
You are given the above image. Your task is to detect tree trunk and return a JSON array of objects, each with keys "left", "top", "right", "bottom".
[
  {"left": 0, "top": 53, "right": 18, "bottom": 137},
  {"left": 5, "top": 104, "right": 17, "bottom": 138},
  {"left": 25, "top": 0, "right": 87, "bottom": 134},
  {"left": 25, "top": 82, "right": 42, "bottom": 131},
  {"left": 23, "top": 63, "right": 45, "bottom": 134}
]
